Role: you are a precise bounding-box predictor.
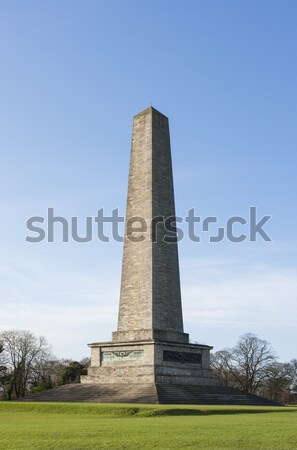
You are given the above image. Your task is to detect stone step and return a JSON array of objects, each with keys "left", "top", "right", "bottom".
[
  {"left": 156, "top": 385, "right": 278, "bottom": 405},
  {"left": 22, "top": 383, "right": 280, "bottom": 406},
  {"left": 23, "top": 383, "right": 158, "bottom": 403}
]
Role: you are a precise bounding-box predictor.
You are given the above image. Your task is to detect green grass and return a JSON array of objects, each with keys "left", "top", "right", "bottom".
[{"left": 0, "top": 402, "right": 296, "bottom": 450}]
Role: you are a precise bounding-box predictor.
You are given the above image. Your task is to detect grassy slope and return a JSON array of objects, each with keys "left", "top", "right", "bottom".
[{"left": 0, "top": 403, "right": 296, "bottom": 450}]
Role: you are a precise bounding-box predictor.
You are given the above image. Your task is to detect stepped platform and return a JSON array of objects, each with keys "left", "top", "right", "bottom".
[{"left": 23, "top": 383, "right": 280, "bottom": 406}]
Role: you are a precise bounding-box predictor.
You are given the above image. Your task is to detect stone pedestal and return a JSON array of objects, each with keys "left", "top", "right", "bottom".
[{"left": 81, "top": 339, "right": 216, "bottom": 386}]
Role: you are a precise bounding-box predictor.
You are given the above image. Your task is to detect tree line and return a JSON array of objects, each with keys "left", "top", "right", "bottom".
[{"left": 1, "top": 329, "right": 296, "bottom": 403}]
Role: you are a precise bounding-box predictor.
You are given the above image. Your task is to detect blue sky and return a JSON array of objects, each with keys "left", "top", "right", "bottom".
[{"left": 0, "top": 0, "right": 296, "bottom": 361}]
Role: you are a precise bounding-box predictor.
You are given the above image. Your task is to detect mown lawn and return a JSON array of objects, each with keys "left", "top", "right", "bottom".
[{"left": 0, "top": 402, "right": 296, "bottom": 450}]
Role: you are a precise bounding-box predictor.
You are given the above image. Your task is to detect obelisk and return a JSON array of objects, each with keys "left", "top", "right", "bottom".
[
  {"left": 27, "top": 107, "right": 280, "bottom": 405},
  {"left": 82, "top": 106, "right": 215, "bottom": 391},
  {"left": 113, "top": 107, "right": 188, "bottom": 344}
]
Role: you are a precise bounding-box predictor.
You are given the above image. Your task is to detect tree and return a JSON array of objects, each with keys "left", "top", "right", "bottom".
[
  {"left": 0, "top": 341, "right": 6, "bottom": 371},
  {"left": 289, "top": 359, "right": 297, "bottom": 393},
  {"left": 57, "top": 361, "right": 85, "bottom": 385},
  {"left": 55, "top": 358, "right": 90, "bottom": 386},
  {"left": 30, "top": 357, "right": 91, "bottom": 393},
  {"left": 0, "top": 342, "right": 8, "bottom": 398},
  {"left": 230, "top": 333, "right": 277, "bottom": 394},
  {"left": 0, "top": 329, "right": 52, "bottom": 399},
  {"left": 30, "top": 358, "right": 60, "bottom": 393},
  {"left": 210, "top": 350, "right": 235, "bottom": 387},
  {"left": 259, "top": 362, "right": 294, "bottom": 403},
  {"left": 211, "top": 333, "right": 277, "bottom": 395}
]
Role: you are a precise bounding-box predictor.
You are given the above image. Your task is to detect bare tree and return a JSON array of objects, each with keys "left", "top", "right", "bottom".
[
  {"left": 80, "top": 356, "right": 91, "bottom": 368},
  {"left": 211, "top": 333, "right": 277, "bottom": 395},
  {"left": 0, "top": 329, "right": 52, "bottom": 399},
  {"left": 211, "top": 350, "right": 235, "bottom": 387},
  {"left": 0, "top": 341, "right": 6, "bottom": 369},
  {"left": 259, "top": 362, "right": 295, "bottom": 403},
  {"left": 289, "top": 359, "right": 297, "bottom": 393},
  {"left": 0, "top": 342, "right": 8, "bottom": 398},
  {"left": 230, "top": 333, "right": 277, "bottom": 394}
]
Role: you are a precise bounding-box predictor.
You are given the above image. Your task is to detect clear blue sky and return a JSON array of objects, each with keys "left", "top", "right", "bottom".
[{"left": 0, "top": 0, "right": 296, "bottom": 361}]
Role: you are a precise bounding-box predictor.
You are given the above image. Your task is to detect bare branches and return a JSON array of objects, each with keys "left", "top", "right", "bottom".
[
  {"left": 0, "top": 329, "right": 52, "bottom": 399},
  {"left": 211, "top": 333, "right": 296, "bottom": 402}
]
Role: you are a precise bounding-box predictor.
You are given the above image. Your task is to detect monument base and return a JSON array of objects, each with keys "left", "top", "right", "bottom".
[
  {"left": 81, "top": 339, "right": 218, "bottom": 386},
  {"left": 24, "top": 382, "right": 281, "bottom": 406}
]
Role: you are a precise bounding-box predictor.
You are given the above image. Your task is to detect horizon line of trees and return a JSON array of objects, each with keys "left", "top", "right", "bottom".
[{"left": 0, "top": 329, "right": 296, "bottom": 403}]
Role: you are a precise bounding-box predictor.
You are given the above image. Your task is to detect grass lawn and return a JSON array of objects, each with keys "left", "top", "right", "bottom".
[{"left": 0, "top": 402, "right": 296, "bottom": 450}]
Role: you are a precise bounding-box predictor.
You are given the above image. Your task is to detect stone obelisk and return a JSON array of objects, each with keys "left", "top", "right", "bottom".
[
  {"left": 27, "top": 107, "right": 279, "bottom": 405},
  {"left": 82, "top": 106, "right": 215, "bottom": 390},
  {"left": 113, "top": 107, "right": 188, "bottom": 344}
]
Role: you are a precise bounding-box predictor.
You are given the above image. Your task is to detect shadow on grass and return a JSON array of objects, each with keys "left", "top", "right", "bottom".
[{"left": 139, "top": 407, "right": 297, "bottom": 417}]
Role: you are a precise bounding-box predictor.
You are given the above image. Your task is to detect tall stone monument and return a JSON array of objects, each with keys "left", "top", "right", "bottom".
[
  {"left": 28, "top": 107, "right": 279, "bottom": 404},
  {"left": 81, "top": 107, "right": 216, "bottom": 389}
]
